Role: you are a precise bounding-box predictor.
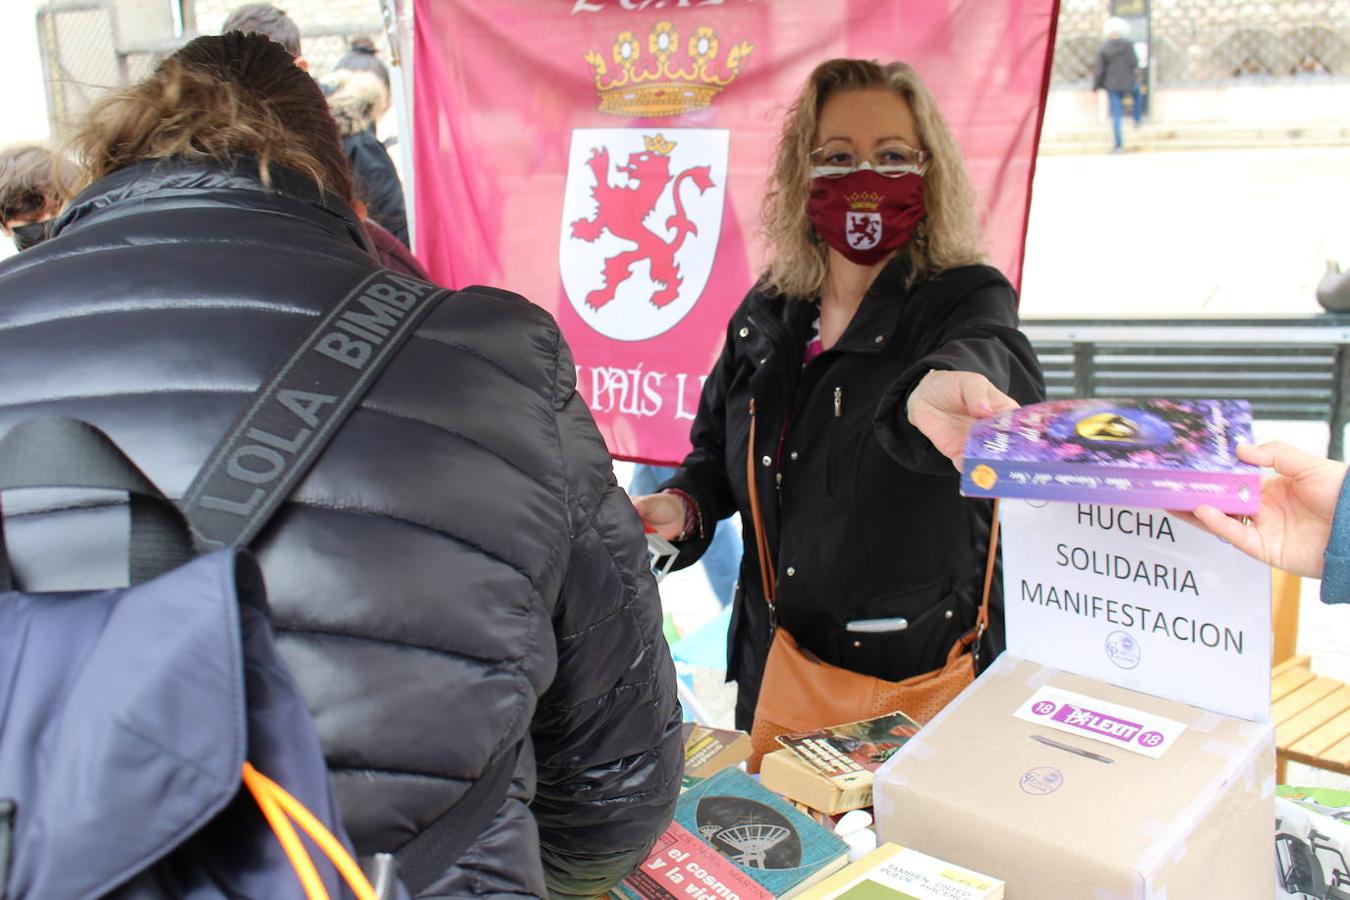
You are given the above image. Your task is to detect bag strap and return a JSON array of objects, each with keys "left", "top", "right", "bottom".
[
  {"left": 393, "top": 743, "right": 520, "bottom": 895},
  {"left": 745, "top": 401, "right": 777, "bottom": 609},
  {"left": 745, "top": 400, "right": 1001, "bottom": 655},
  {"left": 972, "top": 500, "right": 1000, "bottom": 664},
  {"left": 0, "top": 418, "right": 193, "bottom": 591},
  {"left": 180, "top": 269, "right": 449, "bottom": 552}
]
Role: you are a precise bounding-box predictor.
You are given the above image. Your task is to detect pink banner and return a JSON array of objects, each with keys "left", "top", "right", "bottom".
[{"left": 413, "top": 0, "right": 1058, "bottom": 464}]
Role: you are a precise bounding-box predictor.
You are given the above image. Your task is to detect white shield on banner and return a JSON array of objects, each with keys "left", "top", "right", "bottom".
[
  {"left": 846, "top": 211, "right": 881, "bottom": 250},
  {"left": 560, "top": 128, "right": 729, "bottom": 342},
  {"left": 1000, "top": 501, "right": 1271, "bottom": 722}
]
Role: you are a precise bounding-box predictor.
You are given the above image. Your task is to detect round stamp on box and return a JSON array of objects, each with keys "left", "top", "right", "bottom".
[
  {"left": 1104, "top": 630, "right": 1141, "bottom": 670},
  {"left": 1019, "top": 767, "right": 1064, "bottom": 797}
]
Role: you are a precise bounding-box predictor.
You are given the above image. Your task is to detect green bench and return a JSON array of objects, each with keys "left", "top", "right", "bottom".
[{"left": 1021, "top": 316, "right": 1350, "bottom": 459}]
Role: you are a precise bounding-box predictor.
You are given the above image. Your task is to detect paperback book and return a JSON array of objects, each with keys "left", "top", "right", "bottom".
[
  {"left": 776, "top": 710, "right": 922, "bottom": 791},
  {"left": 795, "top": 843, "right": 1004, "bottom": 900},
  {"left": 683, "top": 723, "right": 754, "bottom": 780},
  {"left": 612, "top": 768, "right": 849, "bottom": 899},
  {"left": 959, "top": 398, "right": 1259, "bottom": 514}
]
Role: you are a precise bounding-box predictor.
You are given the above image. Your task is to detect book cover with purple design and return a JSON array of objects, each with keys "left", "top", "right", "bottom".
[{"left": 959, "top": 399, "right": 1259, "bottom": 514}]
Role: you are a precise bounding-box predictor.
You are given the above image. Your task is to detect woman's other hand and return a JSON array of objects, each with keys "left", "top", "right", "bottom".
[
  {"left": 906, "top": 370, "right": 1020, "bottom": 470},
  {"left": 1184, "top": 442, "right": 1348, "bottom": 579},
  {"left": 632, "top": 492, "right": 686, "bottom": 541}
]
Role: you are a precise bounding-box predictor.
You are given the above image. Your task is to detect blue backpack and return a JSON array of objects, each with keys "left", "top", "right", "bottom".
[{"left": 0, "top": 271, "right": 514, "bottom": 899}]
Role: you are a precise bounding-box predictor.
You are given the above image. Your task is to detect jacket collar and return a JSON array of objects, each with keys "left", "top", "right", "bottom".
[
  {"left": 823, "top": 252, "right": 913, "bottom": 354},
  {"left": 53, "top": 157, "right": 371, "bottom": 252}
]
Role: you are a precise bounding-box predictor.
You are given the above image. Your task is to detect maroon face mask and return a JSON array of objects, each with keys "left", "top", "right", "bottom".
[{"left": 806, "top": 169, "right": 926, "bottom": 265}]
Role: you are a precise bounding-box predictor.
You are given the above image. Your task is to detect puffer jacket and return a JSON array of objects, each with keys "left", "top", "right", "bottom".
[
  {"left": 0, "top": 158, "right": 682, "bottom": 898},
  {"left": 327, "top": 70, "right": 410, "bottom": 246}
]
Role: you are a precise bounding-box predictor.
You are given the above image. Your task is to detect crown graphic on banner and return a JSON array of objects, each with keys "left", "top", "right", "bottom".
[
  {"left": 845, "top": 191, "right": 884, "bottom": 211},
  {"left": 643, "top": 133, "right": 676, "bottom": 155},
  {"left": 583, "top": 21, "right": 754, "bottom": 118}
]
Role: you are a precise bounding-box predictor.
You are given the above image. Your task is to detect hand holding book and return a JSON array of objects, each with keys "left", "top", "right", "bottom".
[
  {"left": 906, "top": 370, "right": 1021, "bottom": 470},
  {"left": 1184, "top": 440, "right": 1349, "bottom": 579}
]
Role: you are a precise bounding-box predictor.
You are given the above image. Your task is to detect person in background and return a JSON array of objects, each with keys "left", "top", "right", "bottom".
[
  {"left": 221, "top": 2, "right": 306, "bottom": 68},
  {"left": 1094, "top": 16, "right": 1142, "bottom": 153},
  {"left": 632, "top": 58, "right": 1045, "bottom": 732},
  {"left": 324, "top": 39, "right": 410, "bottom": 246},
  {"left": 1189, "top": 442, "right": 1350, "bottom": 604},
  {"left": 0, "top": 32, "right": 680, "bottom": 897},
  {"left": 629, "top": 463, "right": 740, "bottom": 608},
  {"left": 221, "top": 6, "right": 412, "bottom": 250},
  {"left": 0, "top": 145, "right": 75, "bottom": 252}
]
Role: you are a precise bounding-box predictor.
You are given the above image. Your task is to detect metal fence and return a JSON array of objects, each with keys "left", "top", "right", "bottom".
[
  {"left": 35, "top": 0, "right": 385, "bottom": 139},
  {"left": 1052, "top": 0, "right": 1350, "bottom": 87}
]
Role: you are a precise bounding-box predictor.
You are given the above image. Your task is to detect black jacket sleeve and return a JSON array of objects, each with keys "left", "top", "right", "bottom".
[
  {"left": 345, "top": 132, "right": 410, "bottom": 246},
  {"left": 657, "top": 311, "right": 743, "bottom": 569},
  {"left": 529, "top": 334, "right": 683, "bottom": 899},
  {"left": 1093, "top": 47, "right": 1107, "bottom": 90},
  {"left": 873, "top": 274, "right": 1046, "bottom": 476}
]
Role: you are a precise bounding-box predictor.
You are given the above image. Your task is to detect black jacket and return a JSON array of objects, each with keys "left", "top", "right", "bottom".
[
  {"left": 327, "top": 69, "right": 410, "bottom": 246},
  {"left": 0, "top": 159, "right": 682, "bottom": 898},
  {"left": 663, "top": 259, "right": 1045, "bottom": 729},
  {"left": 1094, "top": 38, "right": 1140, "bottom": 92}
]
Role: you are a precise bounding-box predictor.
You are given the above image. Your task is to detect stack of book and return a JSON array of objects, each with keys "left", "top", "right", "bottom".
[
  {"left": 612, "top": 768, "right": 850, "bottom": 899},
  {"left": 682, "top": 722, "right": 753, "bottom": 790},
  {"left": 760, "top": 711, "right": 921, "bottom": 816}
]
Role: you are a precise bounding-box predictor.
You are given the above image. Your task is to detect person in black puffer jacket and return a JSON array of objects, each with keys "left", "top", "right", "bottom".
[
  {"left": 0, "top": 33, "right": 682, "bottom": 898},
  {"left": 325, "top": 43, "right": 410, "bottom": 247}
]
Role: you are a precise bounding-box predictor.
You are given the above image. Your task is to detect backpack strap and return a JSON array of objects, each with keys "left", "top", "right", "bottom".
[
  {"left": 0, "top": 418, "right": 193, "bottom": 590},
  {"left": 392, "top": 743, "right": 521, "bottom": 895},
  {"left": 180, "top": 269, "right": 449, "bottom": 551},
  {"left": 180, "top": 269, "right": 522, "bottom": 885}
]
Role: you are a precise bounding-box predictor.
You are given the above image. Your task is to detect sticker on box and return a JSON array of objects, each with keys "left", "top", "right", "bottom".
[{"left": 1013, "top": 686, "right": 1187, "bottom": 759}]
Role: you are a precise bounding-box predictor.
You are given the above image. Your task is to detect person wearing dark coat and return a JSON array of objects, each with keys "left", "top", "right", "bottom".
[
  {"left": 326, "top": 64, "right": 410, "bottom": 247},
  {"left": 1094, "top": 17, "right": 1143, "bottom": 152},
  {"left": 0, "top": 33, "right": 681, "bottom": 898},
  {"left": 633, "top": 59, "right": 1045, "bottom": 734}
]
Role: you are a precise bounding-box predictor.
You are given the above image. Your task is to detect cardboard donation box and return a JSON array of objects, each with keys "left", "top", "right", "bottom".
[{"left": 873, "top": 655, "right": 1274, "bottom": 898}]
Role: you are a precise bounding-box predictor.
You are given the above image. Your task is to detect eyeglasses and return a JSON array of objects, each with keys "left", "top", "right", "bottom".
[{"left": 809, "top": 141, "right": 929, "bottom": 179}]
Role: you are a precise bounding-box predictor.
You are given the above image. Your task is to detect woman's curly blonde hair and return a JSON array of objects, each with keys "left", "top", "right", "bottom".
[
  {"left": 62, "top": 31, "right": 353, "bottom": 205},
  {"left": 761, "top": 58, "right": 984, "bottom": 297}
]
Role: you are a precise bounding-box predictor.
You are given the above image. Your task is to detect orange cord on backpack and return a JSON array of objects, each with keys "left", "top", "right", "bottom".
[{"left": 242, "top": 762, "right": 379, "bottom": 900}]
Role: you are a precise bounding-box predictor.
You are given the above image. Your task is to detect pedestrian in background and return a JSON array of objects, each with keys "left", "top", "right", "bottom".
[
  {"left": 0, "top": 144, "right": 75, "bottom": 253},
  {"left": 1094, "top": 16, "right": 1142, "bottom": 153}
]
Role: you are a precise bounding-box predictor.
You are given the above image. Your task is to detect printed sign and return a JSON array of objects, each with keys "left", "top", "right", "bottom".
[
  {"left": 1001, "top": 501, "right": 1271, "bottom": 722},
  {"left": 1014, "top": 686, "right": 1188, "bottom": 759}
]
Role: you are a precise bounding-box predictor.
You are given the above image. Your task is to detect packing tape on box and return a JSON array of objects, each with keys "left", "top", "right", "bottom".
[
  {"left": 1134, "top": 724, "right": 1274, "bottom": 880},
  {"left": 1189, "top": 711, "right": 1224, "bottom": 733},
  {"left": 1093, "top": 889, "right": 1136, "bottom": 900},
  {"left": 1022, "top": 664, "right": 1058, "bottom": 691}
]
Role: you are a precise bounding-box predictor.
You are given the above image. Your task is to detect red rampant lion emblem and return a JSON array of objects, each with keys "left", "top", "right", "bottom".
[{"left": 569, "top": 135, "right": 714, "bottom": 309}]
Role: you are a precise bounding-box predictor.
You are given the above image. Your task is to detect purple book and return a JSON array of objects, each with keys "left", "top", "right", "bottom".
[{"left": 960, "top": 399, "right": 1260, "bottom": 514}]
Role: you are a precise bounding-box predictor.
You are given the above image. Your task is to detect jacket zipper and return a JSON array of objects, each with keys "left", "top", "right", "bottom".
[{"left": 826, "top": 386, "right": 843, "bottom": 495}]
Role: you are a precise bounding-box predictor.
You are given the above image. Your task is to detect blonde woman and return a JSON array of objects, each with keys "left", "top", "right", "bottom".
[{"left": 634, "top": 59, "right": 1045, "bottom": 738}]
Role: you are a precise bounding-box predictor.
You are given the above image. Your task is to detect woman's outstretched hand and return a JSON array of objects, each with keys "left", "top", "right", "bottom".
[
  {"left": 1182, "top": 441, "right": 1348, "bottom": 579},
  {"left": 907, "top": 370, "right": 1020, "bottom": 470}
]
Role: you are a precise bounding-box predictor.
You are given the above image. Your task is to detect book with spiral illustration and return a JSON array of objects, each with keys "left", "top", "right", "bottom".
[
  {"left": 959, "top": 398, "right": 1259, "bottom": 514},
  {"left": 611, "top": 768, "right": 850, "bottom": 899}
]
